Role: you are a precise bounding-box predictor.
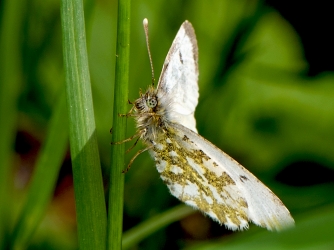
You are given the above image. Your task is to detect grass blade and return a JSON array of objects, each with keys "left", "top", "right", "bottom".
[
  {"left": 107, "top": 0, "right": 131, "bottom": 249},
  {"left": 0, "top": 0, "right": 24, "bottom": 247},
  {"left": 11, "top": 92, "right": 68, "bottom": 250},
  {"left": 60, "top": 0, "right": 107, "bottom": 249},
  {"left": 122, "top": 205, "right": 195, "bottom": 250}
]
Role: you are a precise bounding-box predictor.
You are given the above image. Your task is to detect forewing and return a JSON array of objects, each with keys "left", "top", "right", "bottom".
[
  {"left": 150, "top": 122, "right": 294, "bottom": 231},
  {"left": 157, "top": 21, "right": 199, "bottom": 132}
]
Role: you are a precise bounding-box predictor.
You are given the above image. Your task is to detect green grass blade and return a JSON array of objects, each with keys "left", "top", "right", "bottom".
[
  {"left": 107, "top": 0, "right": 131, "bottom": 249},
  {"left": 60, "top": 0, "right": 107, "bottom": 249},
  {"left": 0, "top": 0, "right": 24, "bottom": 247},
  {"left": 10, "top": 92, "right": 68, "bottom": 250},
  {"left": 122, "top": 205, "right": 195, "bottom": 250}
]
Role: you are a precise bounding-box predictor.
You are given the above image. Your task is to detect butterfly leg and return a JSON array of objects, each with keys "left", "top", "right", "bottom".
[
  {"left": 125, "top": 137, "right": 140, "bottom": 153},
  {"left": 110, "top": 132, "right": 140, "bottom": 145},
  {"left": 118, "top": 102, "right": 139, "bottom": 117},
  {"left": 118, "top": 106, "right": 135, "bottom": 117},
  {"left": 122, "top": 146, "right": 152, "bottom": 173}
]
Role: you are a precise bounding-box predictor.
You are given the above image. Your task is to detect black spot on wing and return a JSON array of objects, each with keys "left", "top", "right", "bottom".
[
  {"left": 182, "top": 135, "right": 189, "bottom": 141},
  {"left": 240, "top": 175, "right": 248, "bottom": 182},
  {"left": 179, "top": 51, "right": 183, "bottom": 64}
]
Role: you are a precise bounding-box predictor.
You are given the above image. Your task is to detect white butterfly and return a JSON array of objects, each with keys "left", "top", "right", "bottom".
[{"left": 127, "top": 19, "right": 294, "bottom": 231}]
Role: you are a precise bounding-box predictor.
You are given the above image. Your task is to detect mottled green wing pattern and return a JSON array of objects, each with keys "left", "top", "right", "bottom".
[
  {"left": 150, "top": 126, "right": 250, "bottom": 230},
  {"left": 150, "top": 122, "right": 294, "bottom": 231}
]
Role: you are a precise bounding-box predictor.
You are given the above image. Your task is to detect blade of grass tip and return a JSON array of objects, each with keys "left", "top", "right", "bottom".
[
  {"left": 0, "top": 0, "right": 24, "bottom": 247},
  {"left": 11, "top": 92, "right": 68, "bottom": 250},
  {"left": 60, "top": 0, "right": 107, "bottom": 249},
  {"left": 107, "top": 0, "right": 131, "bottom": 248},
  {"left": 122, "top": 205, "right": 195, "bottom": 250}
]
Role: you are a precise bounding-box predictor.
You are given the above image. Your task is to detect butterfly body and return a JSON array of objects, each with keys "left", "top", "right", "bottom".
[{"left": 130, "top": 19, "right": 294, "bottom": 231}]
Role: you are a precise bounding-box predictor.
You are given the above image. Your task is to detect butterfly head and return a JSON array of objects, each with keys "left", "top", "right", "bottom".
[
  {"left": 134, "top": 86, "right": 158, "bottom": 113},
  {"left": 133, "top": 86, "right": 166, "bottom": 142}
]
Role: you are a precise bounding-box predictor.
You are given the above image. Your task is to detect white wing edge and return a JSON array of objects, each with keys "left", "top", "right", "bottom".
[
  {"left": 156, "top": 21, "right": 199, "bottom": 133},
  {"left": 170, "top": 122, "right": 295, "bottom": 231},
  {"left": 157, "top": 20, "right": 198, "bottom": 90}
]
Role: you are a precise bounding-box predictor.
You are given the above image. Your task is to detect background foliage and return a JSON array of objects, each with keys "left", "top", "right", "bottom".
[{"left": 0, "top": 0, "right": 333, "bottom": 249}]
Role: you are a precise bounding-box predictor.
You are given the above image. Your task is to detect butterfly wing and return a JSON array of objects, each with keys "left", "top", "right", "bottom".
[
  {"left": 151, "top": 122, "right": 294, "bottom": 231},
  {"left": 156, "top": 21, "right": 199, "bottom": 133}
]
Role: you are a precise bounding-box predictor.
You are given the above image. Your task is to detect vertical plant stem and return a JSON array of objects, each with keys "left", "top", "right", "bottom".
[
  {"left": 60, "top": 0, "right": 107, "bottom": 249},
  {"left": 107, "top": 0, "right": 131, "bottom": 249},
  {"left": 0, "top": 0, "right": 24, "bottom": 247}
]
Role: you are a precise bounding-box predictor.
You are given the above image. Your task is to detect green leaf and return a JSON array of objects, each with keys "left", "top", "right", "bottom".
[
  {"left": 122, "top": 205, "right": 195, "bottom": 250},
  {"left": 60, "top": 0, "right": 107, "bottom": 249},
  {"left": 0, "top": 0, "right": 24, "bottom": 247},
  {"left": 11, "top": 92, "right": 68, "bottom": 250}
]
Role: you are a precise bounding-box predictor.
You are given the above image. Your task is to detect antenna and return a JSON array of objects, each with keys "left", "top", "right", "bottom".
[{"left": 143, "top": 18, "right": 155, "bottom": 86}]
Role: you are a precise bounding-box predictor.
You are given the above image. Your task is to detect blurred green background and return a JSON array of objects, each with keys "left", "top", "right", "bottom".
[{"left": 1, "top": 0, "right": 334, "bottom": 249}]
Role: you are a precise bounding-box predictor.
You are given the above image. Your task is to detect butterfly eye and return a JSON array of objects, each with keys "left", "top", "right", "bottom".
[{"left": 146, "top": 97, "right": 157, "bottom": 108}]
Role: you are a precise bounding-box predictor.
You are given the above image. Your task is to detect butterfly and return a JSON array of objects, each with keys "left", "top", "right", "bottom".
[{"left": 122, "top": 19, "right": 294, "bottom": 231}]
